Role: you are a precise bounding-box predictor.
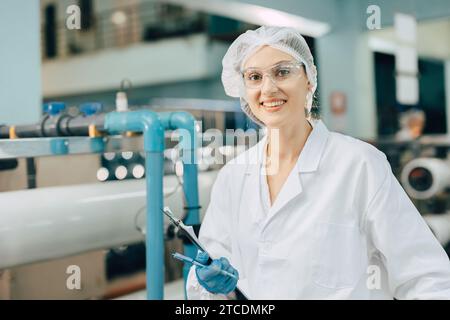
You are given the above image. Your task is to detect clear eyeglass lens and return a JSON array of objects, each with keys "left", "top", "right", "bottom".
[{"left": 242, "top": 63, "right": 301, "bottom": 89}]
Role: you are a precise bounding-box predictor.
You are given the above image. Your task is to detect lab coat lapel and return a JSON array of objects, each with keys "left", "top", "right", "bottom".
[
  {"left": 267, "top": 169, "right": 303, "bottom": 218},
  {"left": 262, "top": 119, "right": 330, "bottom": 227},
  {"left": 243, "top": 136, "right": 267, "bottom": 225}
]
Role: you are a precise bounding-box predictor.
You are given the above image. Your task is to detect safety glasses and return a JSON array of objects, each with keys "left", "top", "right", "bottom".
[{"left": 241, "top": 61, "right": 304, "bottom": 89}]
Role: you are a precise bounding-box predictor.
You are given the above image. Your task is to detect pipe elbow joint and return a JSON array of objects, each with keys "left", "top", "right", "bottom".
[
  {"left": 105, "top": 111, "right": 164, "bottom": 152},
  {"left": 138, "top": 111, "right": 160, "bottom": 131},
  {"left": 167, "top": 111, "right": 196, "bottom": 131},
  {"left": 166, "top": 112, "right": 198, "bottom": 151}
]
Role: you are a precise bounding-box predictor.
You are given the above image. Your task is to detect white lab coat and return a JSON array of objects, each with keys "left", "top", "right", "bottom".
[{"left": 186, "top": 119, "right": 450, "bottom": 299}]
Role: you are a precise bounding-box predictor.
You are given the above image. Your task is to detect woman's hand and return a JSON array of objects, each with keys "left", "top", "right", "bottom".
[{"left": 195, "top": 251, "right": 239, "bottom": 294}]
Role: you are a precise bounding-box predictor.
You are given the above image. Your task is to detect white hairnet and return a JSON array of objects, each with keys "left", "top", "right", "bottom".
[{"left": 221, "top": 26, "right": 318, "bottom": 126}]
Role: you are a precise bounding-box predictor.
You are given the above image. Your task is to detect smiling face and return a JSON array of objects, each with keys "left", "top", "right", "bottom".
[{"left": 242, "top": 45, "right": 311, "bottom": 128}]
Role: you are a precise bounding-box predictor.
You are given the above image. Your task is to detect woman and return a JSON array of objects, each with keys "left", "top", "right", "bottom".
[{"left": 186, "top": 26, "right": 450, "bottom": 299}]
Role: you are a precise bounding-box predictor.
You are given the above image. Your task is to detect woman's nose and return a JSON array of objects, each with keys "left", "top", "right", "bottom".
[{"left": 260, "top": 74, "right": 279, "bottom": 94}]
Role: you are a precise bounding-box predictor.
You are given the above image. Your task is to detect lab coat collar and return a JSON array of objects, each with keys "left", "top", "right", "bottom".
[
  {"left": 296, "top": 119, "right": 330, "bottom": 173},
  {"left": 244, "top": 119, "right": 330, "bottom": 174}
]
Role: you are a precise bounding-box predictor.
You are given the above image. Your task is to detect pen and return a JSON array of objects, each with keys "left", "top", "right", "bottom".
[{"left": 172, "top": 252, "right": 238, "bottom": 280}]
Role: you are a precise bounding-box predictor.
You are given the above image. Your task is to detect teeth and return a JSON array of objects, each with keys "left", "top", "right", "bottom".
[{"left": 263, "top": 100, "right": 285, "bottom": 107}]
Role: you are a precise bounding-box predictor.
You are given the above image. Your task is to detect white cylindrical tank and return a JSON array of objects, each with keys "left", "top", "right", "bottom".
[
  {"left": 401, "top": 158, "right": 450, "bottom": 199},
  {"left": 0, "top": 170, "right": 218, "bottom": 269}
]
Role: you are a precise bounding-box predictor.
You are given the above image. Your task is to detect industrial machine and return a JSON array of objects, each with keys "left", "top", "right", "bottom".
[
  {"left": 0, "top": 101, "right": 204, "bottom": 300},
  {"left": 372, "top": 135, "right": 450, "bottom": 254}
]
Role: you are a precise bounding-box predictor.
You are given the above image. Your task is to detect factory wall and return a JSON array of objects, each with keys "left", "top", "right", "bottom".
[
  {"left": 357, "top": 0, "right": 450, "bottom": 27},
  {"left": 42, "top": 34, "right": 228, "bottom": 97},
  {"left": 0, "top": 0, "right": 41, "bottom": 124},
  {"left": 44, "top": 77, "right": 228, "bottom": 109},
  {"left": 315, "top": 1, "right": 377, "bottom": 139}
]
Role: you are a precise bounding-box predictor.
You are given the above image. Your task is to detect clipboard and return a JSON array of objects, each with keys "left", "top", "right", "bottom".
[{"left": 162, "top": 206, "right": 249, "bottom": 300}]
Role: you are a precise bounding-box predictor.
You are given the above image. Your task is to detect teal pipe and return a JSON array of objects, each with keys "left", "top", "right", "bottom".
[
  {"left": 159, "top": 112, "right": 200, "bottom": 298},
  {"left": 104, "top": 111, "right": 165, "bottom": 300},
  {"left": 144, "top": 152, "right": 165, "bottom": 299},
  {"left": 105, "top": 111, "right": 164, "bottom": 152},
  {"left": 104, "top": 110, "right": 200, "bottom": 300}
]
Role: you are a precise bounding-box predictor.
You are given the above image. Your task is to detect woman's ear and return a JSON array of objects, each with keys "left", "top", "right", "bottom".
[{"left": 305, "top": 83, "right": 313, "bottom": 99}]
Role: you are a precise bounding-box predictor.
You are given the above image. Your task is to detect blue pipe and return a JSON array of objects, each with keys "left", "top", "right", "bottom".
[
  {"left": 104, "top": 110, "right": 200, "bottom": 300},
  {"left": 159, "top": 112, "right": 200, "bottom": 298},
  {"left": 104, "top": 110, "right": 165, "bottom": 300}
]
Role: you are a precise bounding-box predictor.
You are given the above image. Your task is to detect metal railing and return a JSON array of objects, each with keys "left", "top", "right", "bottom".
[{"left": 41, "top": 2, "right": 207, "bottom": 60}]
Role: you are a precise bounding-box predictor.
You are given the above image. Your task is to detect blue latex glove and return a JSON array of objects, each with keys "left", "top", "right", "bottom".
[{"left": 195, "top": 251, "right": 239, "bottom": 294}]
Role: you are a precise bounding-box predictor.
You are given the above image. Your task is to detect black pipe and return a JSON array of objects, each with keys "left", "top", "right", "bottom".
[
  {"left": 26, "top": 158, "right": 36, "bottom": 189},
  {"left": 0, "top": 125, "right": 9, "bottom": 139},
  {"left": 0, "top": 113, "right": 106, "bottom": 139},
  {"left": 0, "top": 159, "right": 18, "bottom": 171},
  {"left": 61, "top": 113, "right": 106, "bottom": 136}
]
